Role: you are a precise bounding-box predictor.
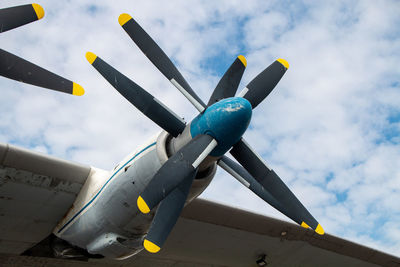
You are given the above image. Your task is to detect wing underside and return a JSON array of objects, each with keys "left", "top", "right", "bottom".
[{"left": 0, "top": 143, "right": 91, "bottom": 254}]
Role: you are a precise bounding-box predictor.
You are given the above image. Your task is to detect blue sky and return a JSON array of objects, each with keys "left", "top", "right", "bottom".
[{"left": 1, "top": 0, "right": 400, "bottom": 256}]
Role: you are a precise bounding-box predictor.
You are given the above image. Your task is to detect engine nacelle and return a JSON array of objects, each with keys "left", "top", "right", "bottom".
[{"left": 54, "top": 131, "right": 217, "bottom": 260}]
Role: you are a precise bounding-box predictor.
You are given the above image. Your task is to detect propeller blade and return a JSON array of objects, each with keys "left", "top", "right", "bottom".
[
  {"left": 0, "top": 49, "right": 84, "bottom": 95},
  {"left": 143, "top": 175, "right": 193, "bottom": 253},
  {"left": 118, "top": 13, "right": 206, "bottom": 112},
  {"left": 230, "top": 139, "right": 324, "bottom": 235},
  {"left": 137, "top": 134, "right": 217, "bottom": 214},
  {"left": 218, "top": 156, "right": 290, "bottom": 215},
  {"left": 86, "top": 52, "right": 185, "bottom": 137},
  {"left": 238, "top": 59, "right": 289, "bottom": 109},
  {"left": 207, "top": 55, "right": 247, "bottom": 106},
  {"left": 0, "top": 4, "right": 44, "bottom": 33}
]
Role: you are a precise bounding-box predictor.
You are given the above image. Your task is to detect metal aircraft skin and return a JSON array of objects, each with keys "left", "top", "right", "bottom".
[{"left": 2, "top": 4, "right": 400, "bottom": 266}]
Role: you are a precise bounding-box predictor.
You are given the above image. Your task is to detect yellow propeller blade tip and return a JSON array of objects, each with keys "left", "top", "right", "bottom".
[
  {"left": 32, "top": 4, "right": 45, "bottom": 20},
  {"left": 85, "top": 52, "right": 97, "bottom": 64},
  {"left": 315, "top": 224, "right": 325, "bottom": 235},
  {"left": 143, "top": 239, "right": 160, "bottom": 253},
  {"left": 72, "top": 83, "right": 85, "bottom": 96},
  {"left": 237, "top": 55, "right": 247, "bottom": 67},
  {"left": 119, "top": 13, "right": 132, "bottom": 26},
  {"left": 301, "top": 221, "right": 310, "bottom": 229},
  {"left": 137, "top": 196, "right": 150, "bottom": 214},
  {"left": 277, "top": 58, "right": 289, "bottom": 69}
]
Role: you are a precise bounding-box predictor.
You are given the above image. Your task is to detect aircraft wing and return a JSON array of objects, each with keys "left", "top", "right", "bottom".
[
  {"left": 0, "top": 142, "right": 92, "bottom": 254},
  {"left": 14, "top": 198, "right": 395, "bottom": 266},
  {"left": 0, "top": 143, "right": 399, "bottom": 267},
  {"left": 133, "top": 199, "right": 400, "bottom": 267}
]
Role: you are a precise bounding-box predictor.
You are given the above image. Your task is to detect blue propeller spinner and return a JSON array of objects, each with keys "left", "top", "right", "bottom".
[{"left": 190, "top": 97, "right": 252, "bottom": 156}]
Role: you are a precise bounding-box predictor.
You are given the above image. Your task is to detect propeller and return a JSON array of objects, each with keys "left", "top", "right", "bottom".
[
  {"left": 86, "top": 13, "right": 324, "bottom": 254},
  {"left": 0, "top": 4, "right": 44, "bottom": 33},
  {"left": 0, "top": 4, "right": 84, "bottom": 95}
]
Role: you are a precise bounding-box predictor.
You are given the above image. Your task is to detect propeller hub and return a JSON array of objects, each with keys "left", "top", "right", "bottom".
[{"left": 190, "top": 97, "right": 252, "bottom": 156}]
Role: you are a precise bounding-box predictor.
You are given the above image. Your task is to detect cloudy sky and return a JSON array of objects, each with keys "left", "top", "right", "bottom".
[{"left": 1, "top": 0, "right": 400, "bottom": 257}]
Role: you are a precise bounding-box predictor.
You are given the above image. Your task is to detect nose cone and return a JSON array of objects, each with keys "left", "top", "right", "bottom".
[{"left": 190, "top": 97, "right": 252, "bottom": 156}]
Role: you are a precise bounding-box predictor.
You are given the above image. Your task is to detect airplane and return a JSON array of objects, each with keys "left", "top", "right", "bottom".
[{"left": 1, "top": 4, "right": 399, "bottom": 266}]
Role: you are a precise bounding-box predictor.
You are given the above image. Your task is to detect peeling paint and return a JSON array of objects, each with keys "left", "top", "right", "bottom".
[{"left": 221, "top": 103, "right": 246, "bottom": 112}]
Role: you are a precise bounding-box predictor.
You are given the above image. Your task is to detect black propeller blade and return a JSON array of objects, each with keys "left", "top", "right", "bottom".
[
  {"left": 0, "top": 4, "right": 84, "bottom": 95},
  {"left": 86, "top": 52, "right": 185, "bottom": 137},
  {"left": 143, "top": 173, "right": 194, "bottom": 253},
  {"left": 207, "top": 55, "right": 247, "bottom": 106},
  {"left": 118, "top": 13, "right": 206, "bottom": 112},
  {"left": 230, "top": 139, "right": 324, "bottom": 234},
  {"left": 239, "top": 59, "right": 289, "bottom": 109},
  {"left": 137, "top": 134, "right": 217, "bottom": 214},
  {"left": 0, "top": 4, "right": 44, "bottom": 33},
  {"left": 218, "top": 156, "right": 289, "bottom": 215},
  {"left": 0, "top": 49, "right": 84, "bottom": 95}
]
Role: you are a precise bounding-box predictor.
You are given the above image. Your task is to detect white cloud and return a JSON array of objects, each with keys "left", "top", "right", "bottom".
[{"left": 1, "top": 0, "right": 400, "bottom": 257}]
